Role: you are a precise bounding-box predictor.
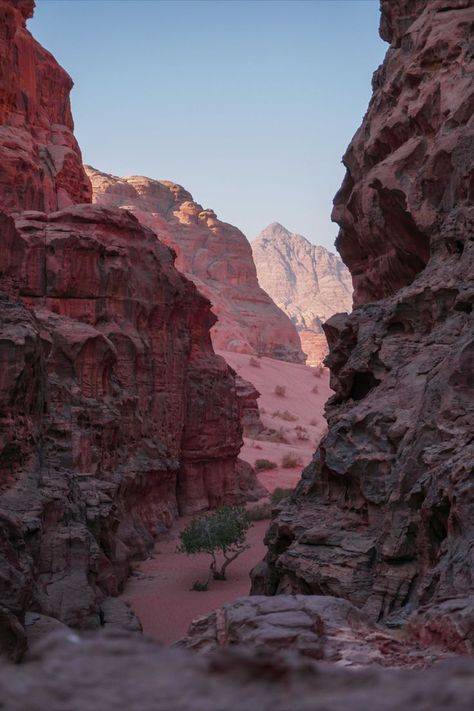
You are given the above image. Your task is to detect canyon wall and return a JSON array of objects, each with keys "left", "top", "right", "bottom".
[
  {"left": 252, "top": 222, "right": 352, "bottom": 365},
  {"left": 0, "top": 0, "right": 91, "bottom": 212},
  {"left": 252, "top": 0, "right": 474, "bottom": 653},
  {"left": 0, "top": 0, "right": 246, "bottom": 656},
  {"left": 86, "top": 167, "right": 305, "bottom": 363}
]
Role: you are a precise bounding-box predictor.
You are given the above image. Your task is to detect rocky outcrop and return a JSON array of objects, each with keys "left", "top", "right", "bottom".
[
  {"left": 0, "top": 0, "right": 91, "bottom": 212},
  {"left": 1, "top": 628, "right": 473, "bottom": 711},
  {"left": 86, "top": 168, "right": 305, "bottom": 363},
  {"left": 0, "top": 0, "right": 248, "bottom": 653},
  {"left": 178, "top": 595, "right": 447, "bottom": 668},
  {"left": 234, "top": 375, "right": 264, "bottom": 437},
  {"left": 0, "top": 206, "right": 244, "bottom": 647},
  {"left": 251, "top": 223, "right": 352, "bottom": 364},
  {"left": 253, "top": 0, "right": 474, "bottom": 653}
]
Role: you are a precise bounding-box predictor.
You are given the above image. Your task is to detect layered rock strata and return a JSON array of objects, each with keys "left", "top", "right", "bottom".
[
  {"left": 252, "top": 223, "right": 352, "bottom": 364},
  {"left": 0, "top": 205, "right": 244, "bottom": 649},
  {"left": 86, "top": 167, "right": 305, "bottom": 363},
  {"left": 252, "top": 0, "right": 474, "bottom": 653}
]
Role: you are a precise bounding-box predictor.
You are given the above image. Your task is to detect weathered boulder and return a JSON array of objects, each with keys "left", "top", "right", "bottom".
[{"left": 178, "top": 594, "right": 446, "bottom": 668}]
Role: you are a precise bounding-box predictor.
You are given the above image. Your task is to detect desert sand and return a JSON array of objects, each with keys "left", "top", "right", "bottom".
[{"left": 122, "top": 350, "right": 331, "bottom": 644}]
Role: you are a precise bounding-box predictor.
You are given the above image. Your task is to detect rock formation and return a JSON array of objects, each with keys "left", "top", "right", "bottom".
[
  {"left": 252, "top": 223, "right": 352, "bottom": 364},
  {"left": 86, "top": 167, "right": 305, "bottom": 363},
  {"left": 0, "top": 0, "right": 91, "bottom": 212},
  {"left": 1, "top": 628, "right": 473, "bottom": 711},
  {"left": 0, "top": 0, "right": 249, "bottom": 655},
  {"left": 252, "top": 0, "right": 474, "bottom": 654},
  {"left": 178, "top": 594, "right": 450, "bottom": 668}
]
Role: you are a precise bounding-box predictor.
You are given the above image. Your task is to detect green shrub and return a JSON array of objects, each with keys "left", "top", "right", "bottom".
[
  {"left": 178, "top": 506, "right": 251, "bottom": 589},
  {"left": 272, "top": 409, "right": 298, "bottom": 422},
  {"left": 254, "top": 458, "right": 277, "bottom": 472},
  {"left": 271, "top": 487, "right": 294, "bottom": 503},
  {"left": 281, "top": 451, "right": 303, "bottom": 468}
]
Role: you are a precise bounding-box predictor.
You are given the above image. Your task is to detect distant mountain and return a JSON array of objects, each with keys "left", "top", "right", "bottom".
[
  {"left": 251, "top": 223, "right": 352, "bottom": 364},
  {"left": 86, "top": 169, "right": 305, "bottom": 364}
]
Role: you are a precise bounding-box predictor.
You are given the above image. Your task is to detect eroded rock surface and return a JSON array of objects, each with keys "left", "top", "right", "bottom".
[
  {"left": 0, "top": 0, "right": 91, "bottom": 212},
  {"left": 0, "top": 206, "right": 245, "bottom": 646},
  {"left": 0, "top": 629, "right": 473, "bottom": 711},
  {"left": 253, "top": 0, "right": 474, "bottom": 653},
  {"left": 178, "top": 595, "right": 447, "bottom": 668},
  {"left": 252, "top": 223, "right": 352, "bottom": 364},
  {"left": 86, "top": 168, "right": 305, "bottom": 363}
]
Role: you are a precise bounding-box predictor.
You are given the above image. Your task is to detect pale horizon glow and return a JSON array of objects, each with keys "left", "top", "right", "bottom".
[{"left": 30, "top": 0, "right": 386, "bottom": 251}]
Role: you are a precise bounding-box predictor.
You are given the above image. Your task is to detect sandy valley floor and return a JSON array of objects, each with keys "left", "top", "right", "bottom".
[{"left": 122, "top": 351, "right": 331, "bottom": 644}]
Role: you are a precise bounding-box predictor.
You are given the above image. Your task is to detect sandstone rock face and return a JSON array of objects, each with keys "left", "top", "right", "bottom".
[
  {"left": 86, "top": 168, "right": 305, "bottom": 363},
  {"left": 253, "top": 0, "right": 474, "bottom": 653},
  {"left": 1, "top": 629, "right": 474, "bottom": 711},
  {"left": 252, "top": 223, "right": 352, "bottom": 364},
  {"left": 0, "top": 206, "right": 244, "bottom": 645},
  {"left": 234, "top": 375, "right": 264, "bottom": 437},
  {"left": 0, "top": 0, "right": 91, "bottom": 212}
]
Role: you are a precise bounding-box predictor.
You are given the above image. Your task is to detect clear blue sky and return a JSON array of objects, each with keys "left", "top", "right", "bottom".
[{"left": 30, "top": 0, "right": 386, "bottom": 249}]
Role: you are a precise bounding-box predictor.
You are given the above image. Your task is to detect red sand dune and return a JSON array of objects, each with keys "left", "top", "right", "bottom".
[{"left": 122, "top": 351, "right": 330, "bottom": 644}]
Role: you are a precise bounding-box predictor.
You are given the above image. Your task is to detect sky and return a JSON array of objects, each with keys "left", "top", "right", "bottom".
[{"left": 30, "top": 0, "right": 386, "bottom": 251}]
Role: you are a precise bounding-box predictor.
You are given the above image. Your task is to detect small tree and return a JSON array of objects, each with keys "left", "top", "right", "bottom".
[{"left": 178, "top": 506, "right": 251, "bottom": 590}]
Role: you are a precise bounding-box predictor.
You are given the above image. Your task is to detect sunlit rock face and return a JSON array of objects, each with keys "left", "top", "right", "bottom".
[
  {"left": 86, "top": 167, "right": 306, "bottom": 364},
  {"left": 0, "top": 0, "right": 250, "bottom": 656},
  {"left": 253, "top": 0, "right": 474, "bottom": 653},
  {"left": 252, "top": 222, "right": 352, "bottom": 365},
  {"left": 0, "top": 0, "right": 91, "bottom": 212}
]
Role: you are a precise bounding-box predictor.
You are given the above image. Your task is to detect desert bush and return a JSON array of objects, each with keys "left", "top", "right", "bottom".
[
  {"left": 281, "top": 451, "right": 303, "bottom": 468},
  {"left": 259, "top": 426, "right": 290, "bottom": 444},
  {"left": 249, "top": 356, "right": 261, "bottom": 368},
  {"left": 274, "top": 384, "right": 286, "bottom": 397},
  {"left": 178, "top": 506, "right": 251, "bottom": 589},
  {"left": 254, "top": 458, "right": 277, "bottom": 472},
  {"left": 260, "top": 406, "right": 266, "bottom": 415},
  {"left": 311, "top": 384, "right": 319, "bottom": 394},
  {"left": 294, "top": 425, "right": 309, "bottom": 441},
  {"left": 313, "top": 366, "right": 324, "bottom": 378},
  {"left": 271, "top": 487, "right": 294, "bottom": 503},
  {"left": 309, "top": 418, "right": 318, "bottom": 426},
  {"left": 272, "top": 409, "right": 298, "bottom": 422}
]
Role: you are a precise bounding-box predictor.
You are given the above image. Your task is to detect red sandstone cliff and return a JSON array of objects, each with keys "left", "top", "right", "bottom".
[
  {"left": 0, "top": 0, "right": 91, "bottom": 212},
  {"left": 252, "top": 0, "right": 474, "bottom": 653},
  {"left": 0, "top": 0, "right": 249, "bottom": 656},
  {"left": 86, "top": 167, "right": 306, "bottom": 364}
]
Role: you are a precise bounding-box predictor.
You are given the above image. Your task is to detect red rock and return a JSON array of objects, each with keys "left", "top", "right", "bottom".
[
  {"left": 253, "top": 0, "right": 474, "bottom": 652},
  {"left": 0, "top": 0, "right": 91, "bottom": 213},
  {"left": 86, "top": 168, "right": 305, "bottom": 364},
  {"left": 0, "top": 205, "right": 248, "bottom": 642}
]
